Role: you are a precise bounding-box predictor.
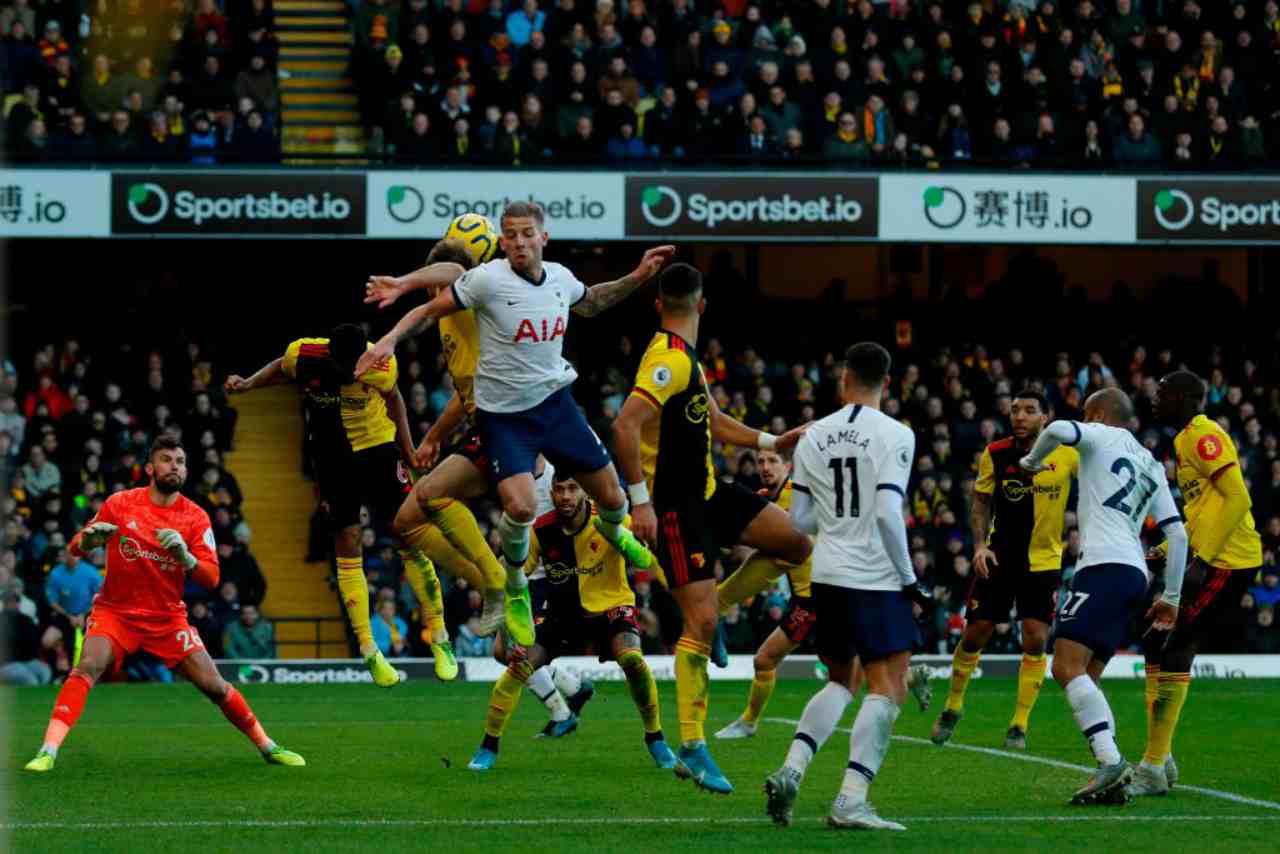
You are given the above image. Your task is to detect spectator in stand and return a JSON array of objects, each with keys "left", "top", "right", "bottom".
[
  {"left": 223, "top": 604, "right": 276, "bottom": 659},
  {"left": 371, "top": 596, "right": 408, "bottom": 658},
  {"left": 188, "top": 599, "right": 224, "bottom": 658},
  {"left": 0, "top": 591, "right": 55, "bottom": 685}
]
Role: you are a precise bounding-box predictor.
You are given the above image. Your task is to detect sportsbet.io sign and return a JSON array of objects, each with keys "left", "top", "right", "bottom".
[
  {"left": 625, "top": 175, "right": 878, "bottom": 240},
  {"left": 1137, "top": 180, "right": 1280, "bottom": 242}
]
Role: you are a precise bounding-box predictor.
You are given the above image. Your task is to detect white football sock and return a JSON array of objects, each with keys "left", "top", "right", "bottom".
[
  {"left": 551, "top": 663, "right": 582, "bottom": 698},
  {"left": 840, "top": 694, "right": 900, "bottom": 803},
  {"left": 784, "top": 681, "right": 853, "bottom": 781},
  {"left": 1065, "top": 674, "right": 1121, "bottom": 765},
  {"left": 527, "top": 666, "right": 570, "bottom": 722}
]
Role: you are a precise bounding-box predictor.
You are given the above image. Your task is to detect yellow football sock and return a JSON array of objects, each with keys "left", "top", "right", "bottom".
[
  {"left": 674, "top": 636, "right": 711, "bottom": 745},
  {"left": 1144, "top": 672, "right": 1190, "bottom": 766},
  {"left": 399, "top": 549, "right": 446, "bottom": 641},
  {"left": 1144, "top": 663, "right": 1160, "bottom": 737},
  {"left": 716, "top": 554, "right": 786, "bottom": 614},
  {"left": 618, "top": 648, "right": 662, "bottom": 734},
  {"left": 945, "top": 646, "right": 982, "bottom": 713},
  {"left": 484, "top": 662, "right": 530, "bottom": 739},
  {"left": 401, "top": 522, "right": 484, "bottom": 591},
  {"left": 1010, "top": 653, "right": 1047, "bottom": 731},
  {"left": 742, "top": 669, "right": 777, "bottom": 725},
  {"left": 425, "top": 498, "right": 507, "bottom": 590},
  {"left": 336, "top": 556, "right": 374, "bottom": 656}
]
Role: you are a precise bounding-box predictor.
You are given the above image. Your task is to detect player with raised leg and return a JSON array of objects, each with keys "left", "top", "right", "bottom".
[
  {"left": 933, "top": 390, "right": 1077, "bottom": 750},
  {"left": 1128, "top": 371, "right": 1263, "bottom": 796},
  {"left": 226, "top": 324, "right": 423, "bottom": 685},
  {"left": 466, "top": 473, "right": 676, "bottom": 771},
  {"left": 1018, "top": 388, "right": 1188, "bottom": 805},
  {"left": 612, "top": 263, "right": 812, "bottom": 794},
  {"left": 24, "top": 438, "right": 304, "bottom": 772},
  {"left": 715, "top": 447, "right": 931, "bottom": 741},
  {"left": 764, "top": 342, "right": 929, "bottom": 831},
  {"left": 359, "top": 202, "right": 666, "bottom": 650}
]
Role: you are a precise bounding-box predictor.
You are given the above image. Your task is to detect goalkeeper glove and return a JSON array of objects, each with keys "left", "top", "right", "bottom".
[{"left": 156, "top": 528, "right": 198, "bottom": 571}]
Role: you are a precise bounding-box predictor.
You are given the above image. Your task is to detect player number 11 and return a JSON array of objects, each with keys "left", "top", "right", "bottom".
[{"left": 828, "top": 457, "right": 860, "bottom": 518}]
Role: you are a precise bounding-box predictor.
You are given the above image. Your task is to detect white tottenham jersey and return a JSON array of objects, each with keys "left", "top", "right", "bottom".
[
  {"left": 1070, "top": 422, "right": 1179, "bottom": 575},
  {"left": 527, "top": 460, "right": 557, "bottom": 581},
  {"left": 792, "top": 404, "right": 915, "bottom": 591},
  {"left": 451, "top": 259, "right": 588, "bottom": 413}
]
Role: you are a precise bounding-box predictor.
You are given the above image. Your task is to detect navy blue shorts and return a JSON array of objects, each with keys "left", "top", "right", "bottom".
[
  {"left": 1052, "top": 563, "right": 1149, "bottom": 662},
  {"left": 475, "top": 387, "right": 612, "bottom": 480},
  {"left": 813, "top": 583, "right": 918, "bottom": 665}
]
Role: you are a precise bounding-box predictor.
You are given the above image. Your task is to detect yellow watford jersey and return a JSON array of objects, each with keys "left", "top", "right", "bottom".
[
  {"left": 766, "top": 480, "right": 812, "bottom": 598},
  {"left": 529, "top": 506, "right": 634, "bottom": 614},
  {"left": 282, "top": 338, "right": 398, "bottom": 453},
  {"left": 1173, "top": 415, "right": 1262, "bottom": 570},
  {"left": 439, "top": 310, "right": 479, "bottom": 416},
  {"left": 630, "top": 330, "right": 716, "bottom": 502},
  {"left": 976, "top": 438, "right": 1078, "bottom": 572}
]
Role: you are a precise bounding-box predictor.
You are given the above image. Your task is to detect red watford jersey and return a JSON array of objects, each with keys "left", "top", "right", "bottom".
[{"left": 87, "top": 488, "right": 218, "bottom": 618}]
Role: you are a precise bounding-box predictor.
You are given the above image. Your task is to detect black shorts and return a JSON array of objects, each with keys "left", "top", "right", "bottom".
[
  {"left": 966, "top": 568, "right": 1062, "bottom": 625},
  {"left": 813, "top": 583, "right": 919, "bottom": 665},
  {"left": 443, "top": 427, "right": 490, "bottom": 475},
  {"left": 315, "top": 442, "right": 411, "bottom": 530},
  {"left": 781, "top": 595, "right": 818, "bottom": 644},
  {"left": 536, "top": 604, "right": 642, "bottom": 663},
  {"left": 1169, "top": 562, "right": 1256, "bottom": 647},
  {"left": 655, "top": 481, "right": 769, "bottom": 589}
]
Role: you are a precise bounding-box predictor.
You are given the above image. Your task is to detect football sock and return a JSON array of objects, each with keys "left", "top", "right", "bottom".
[
  {"left": 485, "top": 664, "right": 529, "bottom": 741},
  {"left": 400, "top": 521, "right": 485, "bottom": 591},
  {"left": 1144, "top": 663, "right": 1161, "bottom": 749},
  {"left": 336, "top": 556, "right": 376, "bottom": 656},
  {"left": 674, "top": 636, "right": 711, "bottom": 745},
  {"left": 399, "top": 548, "right": 447, "bottom": 642},
  {"left": 1065, "top": 674, "right": 1121, "bottom": 765},
  {"left": 497, "top": 512, "right": 532, "bottom": 590},
  {"left": 742, "top": 669, "right": 778, "bottom": 725},
  {"left": 1144, "top": 672, "right": 1190, "bottom": 766},
  {"left": 41, "top": 670, "right": 93, "bottom": 754},
  {"left": 945, "top": 646, "right": 981, "bottom": 713},
  {"left": 594, "top": 502, "right": 627, "bottom": 542},
  {"left": 527, "top": 666, "right": 570, "bottom": 723},
  {"left": 618, "top": 648, "right": 662, "bottom": 734},
  {"left": 716, "top": 554, "right": 784, "bottom": 614},
  {"left": 423, "top": 498, "right": 506, "bottom": 591},
  {"left": 1010, "top": 653, "right": 1047, "bottom": 731},
  {"left": 551, "top": 663, "right": 582, "bottom": 698},
  {"left": 841, "top": 694, "right": 899, "bottom": 803},
  {"left": 217, "top": 687, "right": 273, "bottom": 751},
  {"left": 785, "top": 681, "right": 853, "bottom": 781}
]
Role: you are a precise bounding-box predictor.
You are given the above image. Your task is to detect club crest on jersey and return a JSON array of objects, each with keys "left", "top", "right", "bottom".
[
  {"left": 513, "top": 315, "right": 567, "bottom": 344},
  {"left": 1197, "top": 434, "right": 1223, "bottom": 461},
  {"left": 691, "top": 552, "right": 706, "bottom": 569},
  {"left": 686, "top": 393, "right": 709, "bottom": 424}
]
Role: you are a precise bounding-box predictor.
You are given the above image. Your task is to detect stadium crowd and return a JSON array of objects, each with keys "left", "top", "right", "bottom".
[
  {"left": 1, "top": 0, "right": 281, "bottom": 162},
  {"left": 0, "top": 336, "right": 275, "bottom": 685},
  {"left": 6, "top": 1, "right": 1279, "bottom": 166}
]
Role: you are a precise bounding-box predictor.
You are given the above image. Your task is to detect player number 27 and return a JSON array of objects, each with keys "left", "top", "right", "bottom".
[
  {"left": 828, "top": 457, "right": 860, "bottom": 518},
  {"left": 1060, "top": 591, "right": 1090, "bottom": 617},
  {"left": 1102, "top": 458, "right": 1158, "bottom": 522}
]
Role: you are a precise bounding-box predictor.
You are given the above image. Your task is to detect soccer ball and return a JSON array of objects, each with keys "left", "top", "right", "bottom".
[{"left": 445, "top": 213, "right": 499, "bottom": 266}]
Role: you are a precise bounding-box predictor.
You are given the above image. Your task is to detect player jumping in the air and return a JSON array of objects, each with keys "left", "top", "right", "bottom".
[
  {"left": 612, "top": 263, "right": 812, "bottom": 794},
  {"left": 467, "top": 473, "right": 677, "bottom": 772},
  {"left": 764, "top": 342, "right": 930, "bottom": 831},
  {"left": 226, "top": 324, "right": 430, "bottom": 684},
  {"left": 24, "top": 437, "right": 304, "bottom": 772},
  {"left": 1019, "top": 388, "right": 1188, "bottom": 805},
  {"left": 359, "top": 201, "right": 668, "bottom": 649},
  {"left": 1129, "top": 371, "right": 1263, "bottom": 796},
  {"left": 715, "top": 447, "right": 932, "bottom": 741},
  {"left": 933, "top": 390, "right": 1078, "bottom": 750}
]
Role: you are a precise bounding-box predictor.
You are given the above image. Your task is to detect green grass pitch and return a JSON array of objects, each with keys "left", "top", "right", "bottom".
[{"left": 5, "top": 677, "right": 1280, "bottom": 852}]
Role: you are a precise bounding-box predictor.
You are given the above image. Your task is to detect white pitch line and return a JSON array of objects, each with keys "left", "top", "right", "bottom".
[
  {"left": 765, "top": 717, "right": 1280, "bottom": 813},
  {"left": 5, "top": 815, "right": 1280, "bottom": 832}
]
